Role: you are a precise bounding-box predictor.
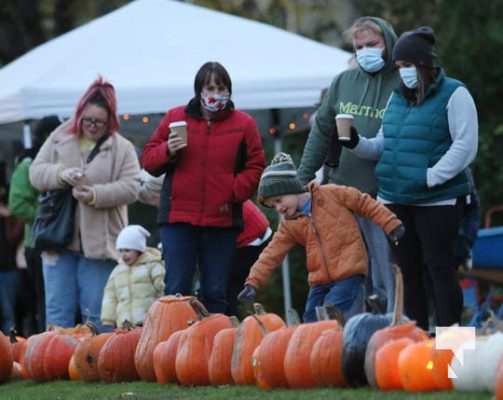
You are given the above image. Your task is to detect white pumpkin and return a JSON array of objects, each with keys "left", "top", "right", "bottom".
[{"left": 451, "top": 333, "right": 503, "bottom": 392}]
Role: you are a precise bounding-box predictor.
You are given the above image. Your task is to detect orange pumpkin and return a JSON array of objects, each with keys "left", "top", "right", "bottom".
[
  {"left": 153, "top": 329, "right": 187, "bottom": 384},
  {"left": 23, "top": 331, "right": 79, "bottom": 381},
  {"left": 251, "top": 309, "right": 300, "bottom": 390},
  {"left": 0, "top": 332, "right": 13, "bottom": 383},
  {"left": 176, "top": 312, "right": 233, "bottom": 386},
  {"left": 310, "top": 327, "right": 346, "bottom": 387},
  {"left": 73, "top": 332, "right": 114, "bottom": 381},
  {"left": 231, "top": 303, "right": 285, "bottom": 385},
  {"left": 68, "top": 354, "right": 81, "bottom": 381},
  {"left": 398, "top": 339, "right": 437, "bottom": 392},
  {"left": 375, "top": 337, "right": 414, "bottom": 390},
  {"left": 252, "top": 345, "right": 270, "bottom": 389},
  {"left": 208, "top": 316, "right": 239, "bottom": 385},
  {"left": 98, "top": 326, "right": 142, "bottom": 383},
  {"left": 431, "top": 347, "right": 454, "bottom": 390},
  {"left": 283, "top": 310, "right": 340, "bottom": 388},
  {"left": 134, "top": 294, "right": 198, "bottom": 381}
]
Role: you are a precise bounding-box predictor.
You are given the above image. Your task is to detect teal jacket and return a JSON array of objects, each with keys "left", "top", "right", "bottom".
[
  {"left": 377, "top": 72, "right": 470, "bottom": 203},
  {"left": 298, "top": 17, "right": 399, "bottom": 195},
  {"left": 8, "top": 158, "right": 39, "bottom": 248}
]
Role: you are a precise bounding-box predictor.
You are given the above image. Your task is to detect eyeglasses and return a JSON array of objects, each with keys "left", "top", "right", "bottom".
[{"left": 81, "top": 117, "right": 107, "bottom": 129}]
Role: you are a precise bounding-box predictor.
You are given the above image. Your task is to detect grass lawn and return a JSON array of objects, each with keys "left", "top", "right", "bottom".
[{"left": 0, "top": 381, "right": 492, "bottom": 400}]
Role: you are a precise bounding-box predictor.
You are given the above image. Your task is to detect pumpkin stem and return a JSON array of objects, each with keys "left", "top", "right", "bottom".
[
  {"left": 229, "top": 316, "right": 240, "bottom": 327},
  {"left": 189, "top": 298, "right": 210, "bottom": 319},
  {"left": 286, "top": 308, "right": 301, "bottom": 326},
  {"left": 9, "top": 328, "right": 19, "bottom": 343},
  {"left": 253, "top": 303, "right": 266, "bottom": 315},
  {"left": 391, "top": 264, "right": 404, "bottom": 326},
  {"left": 121, "top": 320, "right": 134, "bottom": 331},
  {"left": 85, "top": 321, "right": 98, "bottom": 336},
  {"left": 251, "top": 315, "right": 269, "bottom": 336}
]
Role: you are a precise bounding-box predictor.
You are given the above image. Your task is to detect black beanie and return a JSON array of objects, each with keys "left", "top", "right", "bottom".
[
  {"left": 392, "top": 26, "right": 437, "bottom": 67},
  {"left": 33, "top": 115, "right": 61, "bottom": 148}
]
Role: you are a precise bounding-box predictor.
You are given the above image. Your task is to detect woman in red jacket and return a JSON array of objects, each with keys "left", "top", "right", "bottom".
[{"left": 141, "top": 62, "right": 265, "bottom": 313}]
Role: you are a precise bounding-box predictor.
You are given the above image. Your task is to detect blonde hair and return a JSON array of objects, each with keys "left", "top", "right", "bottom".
[{"left": 344, "top": 17, "right": 384, "bottom": 43}]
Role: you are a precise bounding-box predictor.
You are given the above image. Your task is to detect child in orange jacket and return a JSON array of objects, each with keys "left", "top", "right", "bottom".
[{"left": 238, "top": 153, "right": 404, "bottom": 322}]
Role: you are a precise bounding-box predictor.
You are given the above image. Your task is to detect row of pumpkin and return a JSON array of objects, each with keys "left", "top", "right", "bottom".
[{"left": 0, "top": 268, "right": 503, "bottom": 397}]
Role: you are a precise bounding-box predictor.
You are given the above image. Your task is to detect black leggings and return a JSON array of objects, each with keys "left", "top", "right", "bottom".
[{"left": 388, "top": 203, "right": 463, "bottom": 330}]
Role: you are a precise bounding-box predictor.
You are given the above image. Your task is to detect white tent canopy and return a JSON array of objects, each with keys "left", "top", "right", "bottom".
[{"left": 0, "top": 0, "right": 350, "bottom": 124}]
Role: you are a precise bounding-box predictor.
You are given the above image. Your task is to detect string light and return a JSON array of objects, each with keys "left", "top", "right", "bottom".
[
  {"left": 268, "top": 127, "right": 279, "bottom": 137},
  {"left": 288, "top": 122, "right": 296, "bottom": 130}
]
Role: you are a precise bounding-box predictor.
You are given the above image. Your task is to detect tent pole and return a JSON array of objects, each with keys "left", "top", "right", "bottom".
[
  {"left": 270, "top": 108, "right": 293, "bottom": 324},
  {"left": 23, "top": 120, "right": 32, "bottom": 149}
]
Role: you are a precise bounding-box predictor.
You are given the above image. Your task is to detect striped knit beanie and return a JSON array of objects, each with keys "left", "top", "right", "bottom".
[{"left": 257, "top": 152, "right": 306, "bottom": 205}]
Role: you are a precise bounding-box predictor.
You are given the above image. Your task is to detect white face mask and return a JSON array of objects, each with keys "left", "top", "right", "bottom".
[
  {"left": 399, "top": 66, "right": 418, "bottom": 89},
  {"left": 356, "top": 47, "right": 385, "bottom": 73}
]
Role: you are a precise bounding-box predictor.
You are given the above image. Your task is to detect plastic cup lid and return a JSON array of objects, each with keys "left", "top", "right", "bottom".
[
  {"left": 169, "top": 121, "right": 187, "bottom": 128},
  {"left": 335, "top": 114, "right": 354, "bottom": 120}
]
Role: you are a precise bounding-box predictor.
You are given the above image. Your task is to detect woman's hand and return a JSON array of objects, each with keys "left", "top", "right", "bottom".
[
  {"left": 72, "top": 185, "right": 95, "bottom": 204},
  {"left": 60, "top": 167, "right": 85, "bottom": 187},
  {"left": 167, "top": 130, "right": 187, "bottom": 157}
]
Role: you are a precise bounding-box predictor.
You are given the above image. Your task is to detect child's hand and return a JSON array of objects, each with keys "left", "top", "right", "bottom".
[
  {"left": 388, "top": 224, "right": 405, "bottom": 246},
  {"left": 237, "top": 285, "right": 257, "bottom": 303}
]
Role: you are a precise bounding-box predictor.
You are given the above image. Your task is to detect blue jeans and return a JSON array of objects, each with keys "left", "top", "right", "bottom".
[
  {"left": 42, "top": 250, "right": 115, "bottom": 332},
  {"left": 160, "top": 223, "right": 238, "bottom": 313},
  {"left": 356, "top": 216, "right": 395, "bottom": 313},
  {"left": 303, "top": 275, "right": 365, "bottom": 323},
  {"left": 0, "top": 270, "right": 20, "bottom": 334}
]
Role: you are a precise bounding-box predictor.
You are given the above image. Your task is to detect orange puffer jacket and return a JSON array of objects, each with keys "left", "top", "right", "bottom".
[{"left": 246, "top": 183, "right": 401, "bottom": 289}]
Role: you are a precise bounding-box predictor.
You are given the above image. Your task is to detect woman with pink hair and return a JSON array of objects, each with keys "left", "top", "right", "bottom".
[{"left": 29, "top": 77, "right": 140, "bottom": 331}]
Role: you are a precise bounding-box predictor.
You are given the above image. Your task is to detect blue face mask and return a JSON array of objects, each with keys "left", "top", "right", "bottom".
[
  {"left": 399, "top": 66, "right": 418, "bottom": 89},
  {"left": 356, "top": 47, "right": 385, "bottom": 73}
]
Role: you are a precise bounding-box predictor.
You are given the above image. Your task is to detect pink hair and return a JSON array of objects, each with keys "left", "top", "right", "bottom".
[{"left": 69, "top": 76, "right": 120, "bottom": 135}]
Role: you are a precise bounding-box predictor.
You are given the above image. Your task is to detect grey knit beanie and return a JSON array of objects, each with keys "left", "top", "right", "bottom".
[{"left": 257, "top": 152, "right": 306, "bottom": 205}]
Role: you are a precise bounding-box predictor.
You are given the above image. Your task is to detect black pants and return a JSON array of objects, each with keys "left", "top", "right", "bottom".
[
  {"left": 24, "top": 247, "right": 45, "bottom": 333},
  {"left": 226, "top": 239, "right": 270, "bottom": 317},
  {"left": 388, "top": 203, "right": 463, "bottom": 330}
]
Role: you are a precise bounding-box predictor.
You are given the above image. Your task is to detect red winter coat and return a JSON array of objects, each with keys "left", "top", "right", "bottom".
[
  {"left": 141, "top": 100, "right": 265, "bottom": 228},
  {"left": 236, "top": 200, "right": 270, "bottom": 248}
]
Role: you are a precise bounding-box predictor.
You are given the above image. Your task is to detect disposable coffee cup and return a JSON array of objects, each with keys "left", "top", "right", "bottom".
[
  {"left": 169, "top": 121, "right": 188, "bottom": 145},
  {"left": 335, "top": 114, "right": 354, "bottom": 141}
]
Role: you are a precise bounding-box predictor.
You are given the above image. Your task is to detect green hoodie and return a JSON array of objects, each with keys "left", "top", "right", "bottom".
[
  {"left": 298, "top": 17, "right": 399, "bottom": 196},
  {"left": 8, "top": 157, "right": 39, "bottom": 247}
]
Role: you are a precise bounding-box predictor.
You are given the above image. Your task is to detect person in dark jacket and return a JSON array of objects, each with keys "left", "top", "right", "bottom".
[
  {"left": 8, "top": 116, "right": 61, "bottom": 334},
  {"left": 141, "top": 61, "right": 265, "bottom": 313},
  {"left": 344, "top": 27, "right": 478, "bottom": 329},
  {"left": 0, "top": 165, "right": 24, "bottom": 335}
]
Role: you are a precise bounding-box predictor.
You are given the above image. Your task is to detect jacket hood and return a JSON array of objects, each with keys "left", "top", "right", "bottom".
[
  {"left": 360, "top": 17, "right": 398, "bottom": 73},
  {"left": 120, "top": 246, "right": 162, "bottom": 266}
]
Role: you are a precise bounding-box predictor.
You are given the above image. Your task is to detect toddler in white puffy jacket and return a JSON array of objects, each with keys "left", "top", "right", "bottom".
[{"left": 101, "top": 225, "right": 165, "bottom": 328}]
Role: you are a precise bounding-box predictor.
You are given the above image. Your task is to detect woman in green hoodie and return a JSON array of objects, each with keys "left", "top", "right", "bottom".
[{"left": 298, "top": 17, "right": 399, "bottom": 313}]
